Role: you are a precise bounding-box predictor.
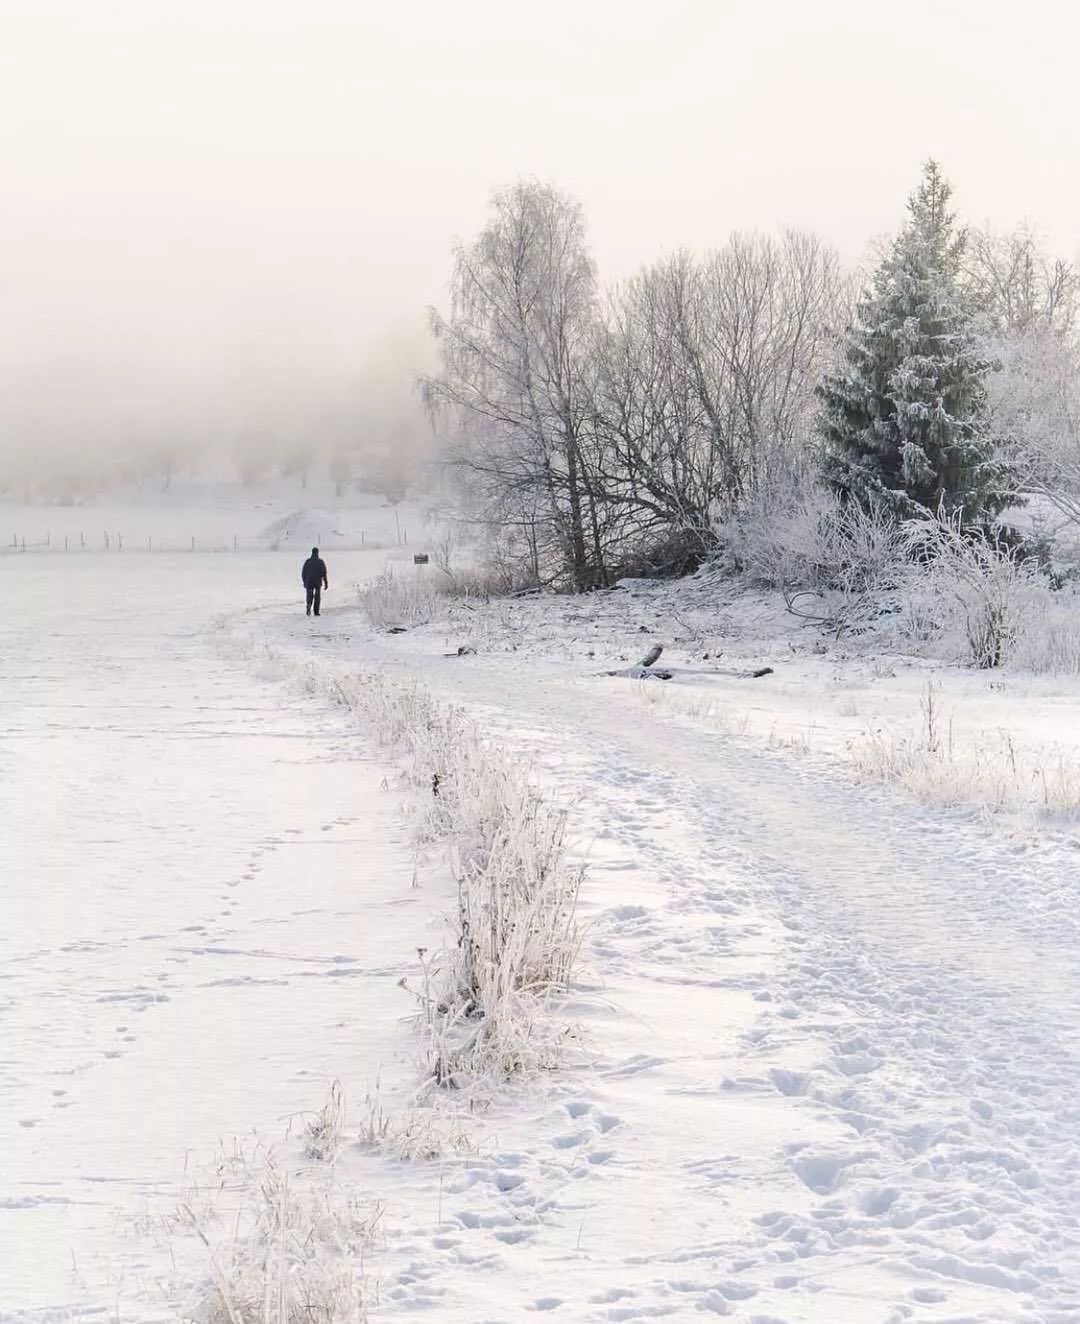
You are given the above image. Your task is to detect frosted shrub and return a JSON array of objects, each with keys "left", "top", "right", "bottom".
[
  {"left": 357, "top": 568, "right": 447, "bottom": 628},
  {"left": 717, "top": 483, "right": 904, "bottom": 592},
  {"left": 180, "top": 1154, "right": 378, "bottom": 1324},
  {"left": 303, "top": 1080, "right": 346, "bottom": 1163},
  {"left": 1009, "top": 591, "right": 1080, "bottom": 675},
  {"left": 853, "top": 683, "right": 1080, "bottom": 818},
  {"left": 716, "top": 482, "right": 907, "bottom": 633},
  {"left": 314, "top": 671, "right": 582, "bottom": 1084},
  {"left": 907, "top": 514, "right": 1041, "bottom": 669}
]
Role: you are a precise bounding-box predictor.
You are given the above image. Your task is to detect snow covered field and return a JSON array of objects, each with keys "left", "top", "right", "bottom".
[
  {"left": 6, "top": 521, "right": 1080, "bottom": 1322},
  {"left": 0, "top": 548, "right": 442, "bottom": 1316}
]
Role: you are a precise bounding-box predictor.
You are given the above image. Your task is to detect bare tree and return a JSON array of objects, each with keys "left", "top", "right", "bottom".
[
  {"left": 426, "top": 184, "right": 844, "bottom": 586},
  {"left": 969, "top": 228, "right": 1080, "bottom": 527},
  {"left": 965, "top": 227, "right": 1078, "bottom": 336},
  {"left": 424, "top": 181, "right": 602, "bottom": 589},
  {"left": 987, "top": 326, "right": 1080, "bottom": 525},
  {"left": 590, "top": 232, "right": 845, "bottom": 566}
]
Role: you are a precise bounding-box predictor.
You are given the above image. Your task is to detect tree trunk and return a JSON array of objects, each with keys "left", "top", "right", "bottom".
[{"left": 564, "top": 438, "right": 590, "bottom": 591}]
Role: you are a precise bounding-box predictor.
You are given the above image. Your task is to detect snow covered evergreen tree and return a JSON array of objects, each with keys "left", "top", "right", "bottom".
[{"left": 820, "top": 161, "right": 1015, "bottom": 523}]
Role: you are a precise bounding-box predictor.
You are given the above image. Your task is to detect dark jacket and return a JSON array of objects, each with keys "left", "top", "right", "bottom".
[{"left": 301, "top": 555, "right": 328, "bottom": 589}]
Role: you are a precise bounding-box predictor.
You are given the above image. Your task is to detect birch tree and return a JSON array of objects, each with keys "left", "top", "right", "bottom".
[{"left": 424, "top": 181, "right": 602, "bottom": 588}]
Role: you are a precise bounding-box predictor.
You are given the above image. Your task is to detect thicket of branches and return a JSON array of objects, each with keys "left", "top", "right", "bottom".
[
  {"left": 425, "top": 168, "right": 1080, "bottom": 600},
  {"left": 424, "top": 182, "right": 847, "bottom": 589}
]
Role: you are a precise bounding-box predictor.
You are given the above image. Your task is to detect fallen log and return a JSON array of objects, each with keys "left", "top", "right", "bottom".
[{"left": 603, "top": 663, "right": 772, "bottom": 682}]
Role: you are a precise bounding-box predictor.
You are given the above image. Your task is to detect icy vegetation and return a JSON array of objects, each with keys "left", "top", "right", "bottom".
[{"left": 314, "top": 669, "right": 583, "bottom": 1084}]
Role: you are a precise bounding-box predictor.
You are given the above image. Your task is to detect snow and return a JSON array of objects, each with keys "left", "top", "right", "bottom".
[
  {"left": 6, "top": 503, "right": 1080, "bottom": 1322},
  {"left": 0, "top": 547, "right": 445, "bottom": 1314},
  {"left": 0, "top": 473, "right": 420, "bottom": 553}
]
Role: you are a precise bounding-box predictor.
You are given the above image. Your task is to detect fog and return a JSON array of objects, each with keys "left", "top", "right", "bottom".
[{"left": 3, "top": 0, "right": 1079, "bottom": 496}]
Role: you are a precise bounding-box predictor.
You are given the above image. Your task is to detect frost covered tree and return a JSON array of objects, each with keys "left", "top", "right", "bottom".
[
  {"left": 965, "top": 227, "right": 1077, "bottom": 338},
  {"left": 424, "top": 180, "right": 602, "bottom": 589},
  {"left": 592, "top": 233, "right": 845, "bottom": 566},
  {"left": 966, "top": 228, "right": 1080, "bottom": 528},
  {"left": 820, "top": 161, "right": 1015, "bottom": 523}
]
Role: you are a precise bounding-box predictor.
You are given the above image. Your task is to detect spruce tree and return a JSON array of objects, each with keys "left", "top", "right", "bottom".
[{"left": 820, "top": 161, "right": 1015, "bottom": 523}]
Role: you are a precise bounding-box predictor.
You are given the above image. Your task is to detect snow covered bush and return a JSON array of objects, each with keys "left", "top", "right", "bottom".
[
  {"left": 357, "top": 567, "right": 447, "bottom": 628},
  {"left": 906, "top": 513, "right": 1041, "bottom": 668},
  {"left": 716, "top": 481, "right": 907, "bottom": 634},
  {"left": 1008, "top": 591, "right": 1080, "bottom": 675},
  {"left": 179, "top": 1153, "right": 378, "bottom": 1324},
  {"left": 718, "top": 483, "right": 903, "bottom": 591},
  {"left": 316, "top": 671, "right": 582, "bottom": 1084}
]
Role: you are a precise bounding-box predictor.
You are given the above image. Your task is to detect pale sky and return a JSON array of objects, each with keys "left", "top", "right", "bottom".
[{"left": 3, "top": 0, "right": 1079, "bottom": 448}]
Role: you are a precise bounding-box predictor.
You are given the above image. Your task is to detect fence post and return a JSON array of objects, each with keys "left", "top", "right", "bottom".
[
  {"left": 64, "top": 535, "right": 68, "bottom": 552},
  {"left": 233, "top": 534, "right": 238, "bottom": 552},
  {"left": 191, "top": 536, "right": 195, "bottom": 552},
  {"left": 80, "top": 532, "right": 85, "bottom": 549}
]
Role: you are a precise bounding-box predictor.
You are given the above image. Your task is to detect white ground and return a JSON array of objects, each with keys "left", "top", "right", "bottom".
[{"left": 4, "top": 493, "right": 1080, "bottom": 1323}]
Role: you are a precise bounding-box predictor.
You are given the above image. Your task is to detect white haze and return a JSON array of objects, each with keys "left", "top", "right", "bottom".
[{"left": 3, "top": 0, "right": 1079, "bottom": 489}]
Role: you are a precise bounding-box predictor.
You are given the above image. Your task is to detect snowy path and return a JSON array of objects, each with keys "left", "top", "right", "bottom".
[{"left": 266, "top": 607, "right": 1080, "bottom": 1323}]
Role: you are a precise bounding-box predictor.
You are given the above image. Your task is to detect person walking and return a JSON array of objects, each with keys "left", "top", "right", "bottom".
[{"left": 301, "top": 546, "right": 329, "bottom": 616}]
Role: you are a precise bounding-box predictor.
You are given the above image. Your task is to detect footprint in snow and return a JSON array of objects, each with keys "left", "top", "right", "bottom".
[
  {"left": 553, "top": 1130, "right": 591, "bottom": 1150},
  {"left": 792, "top": 1151, "right": 869, "bottom": 1195},
  {"left": 494, "top": 1227, "right": 535, "bottom": 1245}
]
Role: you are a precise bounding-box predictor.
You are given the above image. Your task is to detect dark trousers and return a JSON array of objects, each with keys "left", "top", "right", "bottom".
[{"left": 305, "top": 585, "right": 322, "bottom": 616}]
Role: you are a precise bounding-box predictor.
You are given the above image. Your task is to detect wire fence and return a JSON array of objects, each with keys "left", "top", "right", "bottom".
[{"left": 0, "top": 528, "right": 409, "bottom": 555}]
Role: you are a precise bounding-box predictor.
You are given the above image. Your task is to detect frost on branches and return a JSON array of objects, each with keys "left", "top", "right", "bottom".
[{"left": 820, "top": 161, "right": 1017, "bottom": 525}]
